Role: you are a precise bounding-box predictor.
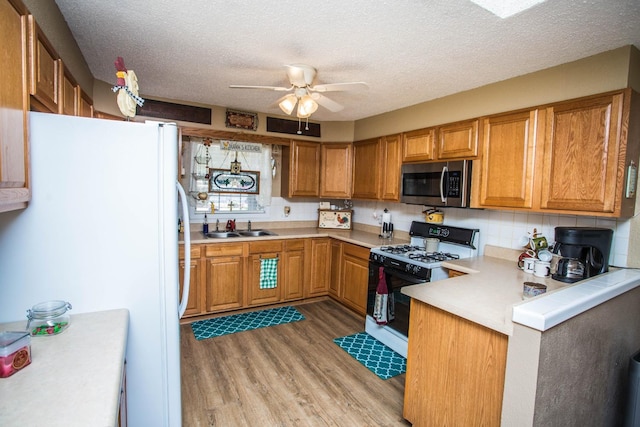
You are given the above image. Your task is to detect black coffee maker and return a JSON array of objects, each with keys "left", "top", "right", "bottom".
[{"left": 551, "top": 227, "right": 613, "bottom": 283}]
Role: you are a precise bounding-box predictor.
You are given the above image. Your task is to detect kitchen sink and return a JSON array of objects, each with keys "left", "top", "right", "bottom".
[
  {"left": 205, "top": 231, "right": 241, "bottom": 238},
  {"left": 238, "top": 230, "right": 277, "bottom": 237},
  {"left": 204, "top": 229, "right": 278, "bottom": 238}
]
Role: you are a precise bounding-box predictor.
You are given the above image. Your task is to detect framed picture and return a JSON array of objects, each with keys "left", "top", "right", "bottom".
[
  {"left": 209, "top": 169, "right": 260, "bottom": 194},
  {"left": 225, "top": 109, "right": 258, "bottom": 131},
  {"left": 318, "top": 209, "right": 353, "bottom": 230}
]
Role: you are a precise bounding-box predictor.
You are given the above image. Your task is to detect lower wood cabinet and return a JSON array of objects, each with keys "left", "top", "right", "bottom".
[
  {"left": 204, "top": 243, "right": 245, "bottom": 312},
  {"left": 339, "top": 243, "right": 370, "bottom": 315},
  {"left": 404, "top": 300, "right": 508, "bottom": 426},
  {"left": 307, "top": 238, "right": 331, "bottom": 297},
  {"left": 178, "top": 245, "right": 203, "bottom": 317},
  {"left": 283, "top": 239, "right": 305, "bottom": 300}
]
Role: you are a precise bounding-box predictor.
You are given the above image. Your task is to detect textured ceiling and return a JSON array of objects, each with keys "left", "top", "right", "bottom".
[{"left": 54, "top": 0, "right": 640, "bottom": 122}]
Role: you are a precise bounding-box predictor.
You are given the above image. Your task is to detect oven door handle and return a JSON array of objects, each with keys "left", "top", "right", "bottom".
[{"left": 383, "top": 266, "right": 429, "bottom": 284}]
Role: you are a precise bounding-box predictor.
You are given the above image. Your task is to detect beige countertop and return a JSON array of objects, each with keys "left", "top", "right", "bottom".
[
  {"left": 180, "top": 225, "right": 410, "bottom": 248},
  {"left": 0, "top": 309, "right": 129, "bottom": 427},
  {"left": 402, "top": 245, "right": 640, "bottom": 335}
]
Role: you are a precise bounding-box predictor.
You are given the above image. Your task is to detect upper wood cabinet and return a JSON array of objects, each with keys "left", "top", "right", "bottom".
[
  {"left": 437, "top": 119, "right": 479, "bottom": 159},
  {"left": 28, "top": 15, "right": 59, "bottom": 113},
  {"left": 281, "top": 140, "right": 320, "bottom": 197},
  {"left": 352, "top": 134, "right": 402, "bottom": 201},
  {"left": 402, "top": 128, "right": 436, "bottom": 162},
  {"left": 78, "top": 89, "right": 94, "bottom": 118},
  {"left": 538, "top": 92, "right": 627, "bottom": 214},
  {"left": 352, "top": 138, "right": 381, "bottom": 199},
  {"left": 0, "top": 0, "right": 30, "bottom": 213},
  {"left": 379, "top": 133, "right": 403, "bottom": 201},
  {"left": 472, "top": 90, "right": 639, "bottom": 217},
  {"left": 59, "top": 60, "right": 77, "bottom": 116},
  {"left": 471, "top": 110, "right": 538, "bottom": 209},
  {"left": 320, "top": 142, "right": 352, "bottom": 198}
]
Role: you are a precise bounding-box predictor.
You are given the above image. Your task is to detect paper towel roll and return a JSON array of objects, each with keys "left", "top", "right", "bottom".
[{"left": 381, "top": 212, "right": 391, "bottom": 235}]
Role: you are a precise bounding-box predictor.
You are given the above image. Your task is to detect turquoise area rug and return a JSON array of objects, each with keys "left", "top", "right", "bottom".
[
  {"left": 333, "top": 332, "right": 406, "bottom": 380},
  {"left": 191, "top": 306, "right": 305, "bottom": 340}
]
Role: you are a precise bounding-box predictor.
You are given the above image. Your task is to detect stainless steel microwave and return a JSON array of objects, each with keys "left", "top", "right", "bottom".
[{"left": 400, "top": 160, "right": 472, "bottom": 207}]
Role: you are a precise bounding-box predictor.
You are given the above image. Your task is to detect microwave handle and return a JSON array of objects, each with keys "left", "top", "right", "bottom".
[{"left": 440, "top": 166, "right": 448, "bottom": 203}]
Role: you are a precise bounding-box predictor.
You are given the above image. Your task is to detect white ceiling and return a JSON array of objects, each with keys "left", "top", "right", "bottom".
[{"left": 54, "top": 0, "right": 640, "bottom": 122}]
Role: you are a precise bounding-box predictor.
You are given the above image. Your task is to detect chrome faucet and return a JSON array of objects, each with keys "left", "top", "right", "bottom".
[
  {"left": 215, "top": 219, "right": 220, "bottom": 231},
  {"left": 248, "top": 220, "right": 252, "bottom": 231}
]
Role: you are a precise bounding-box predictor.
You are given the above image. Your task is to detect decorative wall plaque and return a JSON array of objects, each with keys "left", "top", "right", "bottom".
[
  {"left": 209, "top": 169, "right": 260, "bottom": 194},
  {"left": 317, "top": 209, "right": 353, "bottom": 230},
  {"left": 225, "top": 109, "right": 258, "bottom": 131}
]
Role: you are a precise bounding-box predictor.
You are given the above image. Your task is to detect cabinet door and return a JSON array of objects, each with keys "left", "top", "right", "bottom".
[
  {"left": 539, "top": 93, "right": 623, "bottom": 213},
  {"left": 340, "top": 243, "right": 369, "bottom": 316},
  {"left": 59, "top": 60, "right": 77, "bottom": 116},
  {"left": 307, "top": 238, "right": 330, "bottom": 297},
  {"left": 179, "top": 256, "right": 203, "bottom": 317},
  {"left": 402, "top": 128, "right": 436, "bottom": 162},
  {"left": 282, "top": 141, "right": 320, "bottom": 197},
  {"left": 78, "top": 89, "right": 94, "bottom": 118},
  {"left": 380, "top": 134, "right": 402, "bottom": 201},
  {"left": 329, "top": 240, "right": 342, "bottom": 298},
  {"left": 28, "top": 16, "right": 59, "bottom": 113},
  {"left": 320, "top": 143, "right": 352, "bottom": 198},
  {"left": 472, "top": 110, "right": 538, "bottom": 209},
  {"left": 247, "top": 253, "right": 282, "bottom": 306},
  {"left": 0, "top": 0, "right": 30, "bottom": 212},
  {"left": 282, "top": 240, "right": 304, "bottom": 301},
  {"left": 437, "top": 119, "right": 479, "bottom": 159},
  {"left": 351, "top": 138, "right": 380, "bottom": 199},
  {"left": 204, "top": 244, "right": 245, "bottom": 312}
]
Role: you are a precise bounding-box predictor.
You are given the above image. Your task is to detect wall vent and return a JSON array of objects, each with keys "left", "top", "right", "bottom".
[
  {"left": 136, "top": 99, "right": 212, "bottom": 125},
  {"left": 266, "top": 117, "right": 321, "bottom": 138}
]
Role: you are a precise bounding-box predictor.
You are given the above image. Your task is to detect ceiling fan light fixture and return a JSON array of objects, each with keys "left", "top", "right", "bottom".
[
  {"left": 297, "top": 95, "right": 318, "bottom": 118},
  {"left": 278, "top": 94, "right": 298, "bottom": 115}
]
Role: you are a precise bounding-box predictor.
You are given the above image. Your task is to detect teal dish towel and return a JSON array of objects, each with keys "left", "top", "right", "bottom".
[{"left": 259, "top": 257, "right": 278, "bottom": 289}]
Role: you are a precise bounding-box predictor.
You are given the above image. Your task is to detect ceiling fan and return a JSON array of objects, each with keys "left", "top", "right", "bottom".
[{"left": 230, "top": 64, "right": 368, "bottom": 119}]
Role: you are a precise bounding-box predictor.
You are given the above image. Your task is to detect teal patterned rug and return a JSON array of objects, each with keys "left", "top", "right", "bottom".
[
  {"left": 191, "top": 306, "right": 305, "bottom": 340},
  {"left": 333, "top": 332, "right": 407, "bottom": 380}
]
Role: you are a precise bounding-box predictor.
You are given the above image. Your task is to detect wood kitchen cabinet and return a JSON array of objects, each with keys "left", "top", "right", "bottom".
[
  {"left": 352, "top": 138, "right": 381, "bottom": 199},
  {"left": 437, "top": 118, "right": 479, "bottom": 159},
  {"left": 204, "top": 243, "right": 245, "bottom": 312},
  {"left": 28, "top": 15, "right": 59, "bottom": 113},
  {"left": 332, "top": 242, "right": 369, "bottom": 316},
  {"left": 402, "top": 127, "right": 436, "bottom": 163},
  {"left": 306, "top": 238, "right": 331, "bottom": 297},
  {"left": 0, "top": 0, "right": 30, "bottom": 213},
  {"left": 246, "top": 240, "right": 283, "bottom": 306},
  {"left": 329, "top": 239, "right": 343, "bottom": 298},
  {"left": 281, "top": 140, "right": 320, "bottom": 197},
  {"left": 472, "top": 109, "right": 539, "bottom": 209},
  {"left": 379, "top": 133, "right": 403, "bottom": 200},
  {"left": 282, "top": 239, "right": 305, "bottom": 301},
  {"left": 58, "top": 60, "right": 77, "bottom": 116},
  {"left": 78, "top": 88, "right": 94, "bottom": 118},
  {"left": 404, "top": 300, "right": 508, "bottom": 426},
  {"left": 538, "top": 91, "right": 630, "bottom": 214},
  {"left": 320, "top": 142, "right": 352, "bottom": 198},
  {"left": 179, "top": 244, "right": 204, "bottom": 317}
]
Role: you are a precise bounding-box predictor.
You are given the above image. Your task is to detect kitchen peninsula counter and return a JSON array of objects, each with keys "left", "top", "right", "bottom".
[
  {"left": 401, "top": 245, "right": 640, "bottom": 335},
  {"left": 0, "top": 309, "right": 128, "bottom": 427}
]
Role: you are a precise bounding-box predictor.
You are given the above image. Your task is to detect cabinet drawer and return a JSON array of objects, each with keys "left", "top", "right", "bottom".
[
  {"left": 179, "top": 245, "right": 202, "bottom": 260},
  {"left": 342, "top": 243, "right": 370, "bottom": 260},
  {"left": 285, "top": 239, "right": 305, "bottom": 251},
  {"left": 249, "top": 240, "right": 283, "bottom": 253},
  {"left": 205, "top": 243, "right": 244, "bottom": 257}
]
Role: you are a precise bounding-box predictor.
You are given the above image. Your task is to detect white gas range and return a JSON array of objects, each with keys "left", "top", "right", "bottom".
[{"left": 366, "top": 222, "right": 479, "bottom": 357}]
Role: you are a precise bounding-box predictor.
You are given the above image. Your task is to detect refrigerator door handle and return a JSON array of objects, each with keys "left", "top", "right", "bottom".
[{"left": 177, "top": 181, "right": 191, "bottom": 318}]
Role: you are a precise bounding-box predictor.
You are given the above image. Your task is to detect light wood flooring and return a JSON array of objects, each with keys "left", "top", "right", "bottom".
[{"left": 180, "top": 299, "right": 410, "bottom": 426}]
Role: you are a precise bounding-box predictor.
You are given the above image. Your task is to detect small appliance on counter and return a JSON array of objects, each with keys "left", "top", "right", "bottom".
[{"left": 551, "top": 227, "right": 613, "bottom": 283}]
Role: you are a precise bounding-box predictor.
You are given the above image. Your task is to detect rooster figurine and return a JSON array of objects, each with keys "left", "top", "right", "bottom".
[{"left": 112, "top": 57, "right": 145, "bottom": 118}]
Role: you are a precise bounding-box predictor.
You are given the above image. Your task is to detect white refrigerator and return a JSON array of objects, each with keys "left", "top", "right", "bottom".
[{"left": 0, "top": 112, "right": 191, "bottom": 426}]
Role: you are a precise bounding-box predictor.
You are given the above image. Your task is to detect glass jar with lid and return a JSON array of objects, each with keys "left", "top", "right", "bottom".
[{"left": 26, "top": 301, "right": 72, "bottom": 336}]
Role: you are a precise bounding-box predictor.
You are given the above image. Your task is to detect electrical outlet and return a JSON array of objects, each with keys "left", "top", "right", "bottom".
[{"left": 284, "top": 206, "right": 291, "bottom": 217}]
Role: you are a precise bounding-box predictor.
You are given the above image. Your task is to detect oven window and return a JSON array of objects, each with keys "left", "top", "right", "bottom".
[{"left": 402, "top": 172, "right": 441, "bottom": 198}]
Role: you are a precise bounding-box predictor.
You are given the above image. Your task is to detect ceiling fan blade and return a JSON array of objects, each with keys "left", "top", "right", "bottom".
[
  {"left": 310, "top": 82, "right": 368, "bottom": 92},
  {"left": 229, "top": 84, "right": 292, "bottom": 91},
  {"left": 311, "top": 93, "right": 344, "bottom": 112}
]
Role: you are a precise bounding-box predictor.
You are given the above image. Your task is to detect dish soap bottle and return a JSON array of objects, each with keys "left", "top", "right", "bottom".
[{"left": 203, "top": 213, "right": 209, "bottom": 234}]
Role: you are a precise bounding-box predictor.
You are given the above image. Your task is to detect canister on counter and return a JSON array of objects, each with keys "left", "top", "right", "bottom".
[{"left": 0, "top": 331, "right": 31, "bottom": 378}]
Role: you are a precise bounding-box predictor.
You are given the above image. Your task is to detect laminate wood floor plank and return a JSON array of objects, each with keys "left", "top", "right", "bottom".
[{"left": 181, "top": 299, "right": 409, "bottom": 426}]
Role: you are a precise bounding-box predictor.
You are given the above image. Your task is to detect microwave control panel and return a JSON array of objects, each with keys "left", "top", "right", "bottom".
[{"left": 447, "top": 171, "right": 461, "bottom": 197}]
